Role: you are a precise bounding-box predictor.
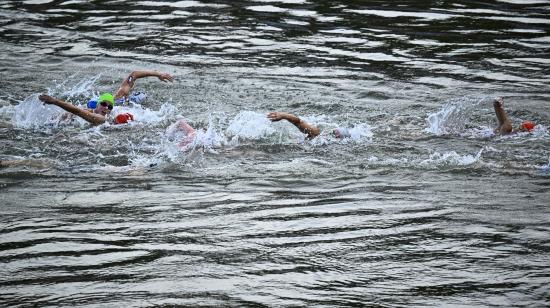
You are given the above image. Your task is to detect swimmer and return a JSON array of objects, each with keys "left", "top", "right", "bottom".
[
  {"left": 39, "top": 93, "right": 115, "bottom": 125},
  {"left": 267, "top": 111, "right": 351, "bottom": 139},
  {"left": 166, "top": 118, "right": 197, "bottom": 149},
  {"left": 38, "top": 70, "right": 173, "bottom": 126},
  {"left": 493, "top": 97, "right": 536, "bottom": 135},
  {"left": 166, "top": 112, "right": 349, "bottom": 151}
]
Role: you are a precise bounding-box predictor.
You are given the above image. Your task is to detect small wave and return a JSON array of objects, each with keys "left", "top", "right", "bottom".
[{"left": 419, "top": 149, "right": 483, "bottom": 167}]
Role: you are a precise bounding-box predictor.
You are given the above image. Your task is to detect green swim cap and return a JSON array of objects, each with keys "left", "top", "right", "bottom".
[{"left": 99, "top": 93, "right": 114, "bottom": 106}]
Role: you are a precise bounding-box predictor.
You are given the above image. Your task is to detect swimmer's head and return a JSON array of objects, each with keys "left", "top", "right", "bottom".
[
  {"left": 94, "top": 93, "right": 114, "bottom": 116},
  {"left": 99, "top": 93, "right": 115, "bottom": 107},
  {"left": 519, "top": 121, "right": 535, "bottom": 132},
  {"left": 114, "top": 113, "right": 134, "bottom": 124},
  {"left": 332, "top": 127, "right": 351, "bottom": 139},
  {"left": 87, "top": 98, "right": 98, "bottom": 109}
]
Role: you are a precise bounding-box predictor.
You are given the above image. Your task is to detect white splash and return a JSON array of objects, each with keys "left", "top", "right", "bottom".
[
  {"left": 112, "top": 102, "right": 178, "bottom": 125},
  {"left": 344, "top": 123, "right": 374, "bottom": 141},
  {"left": 426, "top": 96, "right": 490, "bottom": 135},
  {"left": 194, "top": 116, "right": 227, "bottom": 149},
  {"left": 227, "top": 111, "right": 276, "bottom": 140},
  {"left": 12, "top": 95, "right": 68, "bottom": 129},
  {"left": 13, "top": 75, "right": 103, "bottom": 129}
]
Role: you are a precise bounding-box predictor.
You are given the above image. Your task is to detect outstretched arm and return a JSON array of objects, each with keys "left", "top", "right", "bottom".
[
  {"left": 39, "top": 94, "right": 105, "bottom": 126},
  {"left": 267, "top": 112, "right": 320, "bottom": 139},
  {"left": 115, "top": 70, "right": 173, "bottom": 99},
  {"left": 492, "top": 97, "right": 512, "bottom": 134}
]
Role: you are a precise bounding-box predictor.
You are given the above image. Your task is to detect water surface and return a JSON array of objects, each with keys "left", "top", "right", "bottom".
[{"left": 1, "top": 1, "right": 550, "bottom": 307}]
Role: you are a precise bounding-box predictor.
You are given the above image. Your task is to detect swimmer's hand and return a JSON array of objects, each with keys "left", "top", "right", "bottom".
[
  {"left": 157, "top": 72, "right": 173, "bottom": 83},
  {"left": 39, "top": 94, "right": 57, "bottom": 105},
  {"left": 267, "top": 112, "right": 290, "bottom": 122},
  {"left": 493, "top": 96, "right": 504, "bottom": 108}
]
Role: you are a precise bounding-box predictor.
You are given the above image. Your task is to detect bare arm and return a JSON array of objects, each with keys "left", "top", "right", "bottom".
[
  {"left": 115, "top": 70, "right": 173, "bottom": 99},
  {"left": 267, "top": 112, "right": 320, "bottom": 139},
  {"left": 39, "top": 94, "right": 105, "bottom": 126},
  {"left": 176, "top": 119, "right": 196, "bottom": 148},
  {"left": 492, "top": 97, "right": 512, "bottom": 134}
]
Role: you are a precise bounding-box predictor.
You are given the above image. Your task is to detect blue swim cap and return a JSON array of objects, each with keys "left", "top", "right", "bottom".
[{"left": 87, "top": 98, "right": 98, "bottom": 109}]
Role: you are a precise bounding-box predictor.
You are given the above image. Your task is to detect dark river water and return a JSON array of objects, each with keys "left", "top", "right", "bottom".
[{"left": 1, "top": 0, "right": 550, "bottom": 307}]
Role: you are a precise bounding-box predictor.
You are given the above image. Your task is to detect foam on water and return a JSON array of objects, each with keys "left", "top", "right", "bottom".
[{"left": 366, "top": 149, "right": 483, "bottom": 169}]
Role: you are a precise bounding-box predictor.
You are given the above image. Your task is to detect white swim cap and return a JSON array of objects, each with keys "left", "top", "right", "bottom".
[{"left": 333, "top": 127, "right": 351, "bottom": 138}]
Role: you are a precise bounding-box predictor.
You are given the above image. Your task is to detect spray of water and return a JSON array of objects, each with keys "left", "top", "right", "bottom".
[
  {"left": 426, "top": 96, "right": 493, "bottom": 135},
  {"left": 227, "top": 111, "right": 276, "bottom": 140},
  {"left": 12, "top": 75, "right": 104, "bottom": 129}
]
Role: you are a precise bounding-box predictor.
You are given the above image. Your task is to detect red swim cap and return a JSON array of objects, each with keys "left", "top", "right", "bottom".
[
  {"left": 115, "top": 113, "right": 134, "bottom": 124},
  {"left": 521, "top": 121, "right": 535, "bottom": 132}
]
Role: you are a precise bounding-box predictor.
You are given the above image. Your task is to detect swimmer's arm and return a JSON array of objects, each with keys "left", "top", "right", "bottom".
[
  {"left": 267, "top": 112, "right": 320, "bottom": 139},
  {"left": 115, "top": 70, "right": 173, "bottom": 99},
  {"left": 177, "top": 120, "right": 196, "bottom": 135},
  {"left": 492, "top": 97, "right": 512, "bottom": 134},
  {"left": 39, "top": 94, "right": 105, "bottom": 126},
  {"left": 176, "top": 120, "right": 197, "bottom": 148}
]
